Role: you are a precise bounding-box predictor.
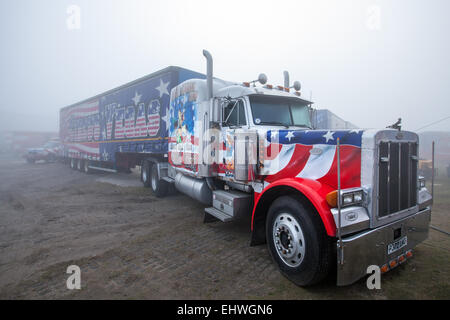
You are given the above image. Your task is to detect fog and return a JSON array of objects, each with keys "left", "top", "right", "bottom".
[{"left": 1, "top": 0, "right": 449, "bottom": 133}]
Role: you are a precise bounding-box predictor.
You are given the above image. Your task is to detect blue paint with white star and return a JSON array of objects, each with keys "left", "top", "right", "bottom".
[
  {"left": 97, "top": 67, "right": 205, "bottom": 163},
  {"left": 267, "top": 129, "right": 364, "bottom": 147}
]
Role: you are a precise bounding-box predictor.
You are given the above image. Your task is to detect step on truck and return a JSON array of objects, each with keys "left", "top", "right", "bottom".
[{"left": 60, "top": 50, "right": 433, "bottom": 286}]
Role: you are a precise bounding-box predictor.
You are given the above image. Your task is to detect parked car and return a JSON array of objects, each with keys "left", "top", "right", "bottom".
[{"left": 24, "top": 139, "right": 61, "bottom": 163}]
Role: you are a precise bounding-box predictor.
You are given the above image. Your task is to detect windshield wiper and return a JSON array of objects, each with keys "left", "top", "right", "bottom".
[{"left": 256, "top": 121, "right": 290, "bottom": 128}]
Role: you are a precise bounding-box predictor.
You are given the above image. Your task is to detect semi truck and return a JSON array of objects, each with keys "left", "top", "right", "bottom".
[{"left": 59, "top": 50, "right": 433, "bottom": 286}]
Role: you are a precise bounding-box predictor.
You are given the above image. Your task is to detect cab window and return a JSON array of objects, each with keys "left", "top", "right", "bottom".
[{"left": 223, "top": 100, "right": 246, "bottom": 127}]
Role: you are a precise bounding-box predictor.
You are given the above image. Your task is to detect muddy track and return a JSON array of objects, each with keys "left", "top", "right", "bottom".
[{"left": 0, "top": 156, "right": 448, "bottom": 299}]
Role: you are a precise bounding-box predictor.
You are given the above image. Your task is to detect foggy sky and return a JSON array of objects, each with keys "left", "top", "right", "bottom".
[{"left": 1, "top": 0, "right": 449, "bottom": 133}]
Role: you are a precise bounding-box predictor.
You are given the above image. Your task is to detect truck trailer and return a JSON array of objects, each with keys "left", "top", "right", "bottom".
[{"left": 59, "top": 50, "right": 433, "bottom": 286}]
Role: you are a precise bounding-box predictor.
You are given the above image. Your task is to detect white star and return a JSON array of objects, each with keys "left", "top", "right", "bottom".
[
  {"left": 161, "top": 109, "right": 170, "bottom": 132},
  {"left": 323, "top": 131, "right": 335, "bottom": 143},
  {"left": 132, "top": 91, "right": 142, "bottom": 105},
  {"left": 285, "top": 131, "right": 295, "bottom": 142},
  {"left": 156, "top": 79, "right": 170, "bottom": 98},
  {"left": 102, "top": 150, "right": 109, "bottom": 161},
  {"left": 270, "top": 131, "right": 278, "bottom": 140},
  {"left": 349, "top": 129, "right": 361, "bottom": 134}
]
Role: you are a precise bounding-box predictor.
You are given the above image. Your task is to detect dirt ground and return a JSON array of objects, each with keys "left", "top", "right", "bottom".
[{"left": 0, "top": 154, "right": 448, "bottom": 299}]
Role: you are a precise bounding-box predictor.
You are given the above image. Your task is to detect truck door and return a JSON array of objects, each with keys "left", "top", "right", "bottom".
[{"left": 220, "top": 99, "right": 257, "bottom": 181}]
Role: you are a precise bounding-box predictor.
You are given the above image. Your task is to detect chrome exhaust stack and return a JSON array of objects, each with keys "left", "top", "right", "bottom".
[
  {"left": 283, "top": 70, "right": 290, "bottom": 88},
  {"left": 203, "top": 50, "right": 213, "bottom": 100}
]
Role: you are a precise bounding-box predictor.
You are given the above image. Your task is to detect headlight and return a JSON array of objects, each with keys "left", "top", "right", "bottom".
[
  {"left": 343, "top": 194, "right": 353, "bottom": 205},
  {"left": 341, "top": 189, "right": 364, "bottom": 207},
  {"left": 326, "top": 188, "right": 364, "bottom": 208},
  {"left": 353, "top": 191, "right": 363, "bottom": 203}
]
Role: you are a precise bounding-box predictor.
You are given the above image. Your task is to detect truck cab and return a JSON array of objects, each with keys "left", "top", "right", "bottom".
[{"left": 156, "top": 50, "right": 433, "bottom": 286}]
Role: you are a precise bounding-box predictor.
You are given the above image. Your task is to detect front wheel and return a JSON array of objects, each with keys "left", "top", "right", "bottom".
[{"left": 266, "top": 195, "right": 333, "bottom": 286}]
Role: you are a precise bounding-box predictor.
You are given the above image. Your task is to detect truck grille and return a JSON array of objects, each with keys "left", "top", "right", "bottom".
[{"left": 378, "top": 141, "right": 418, "bottom": 217}]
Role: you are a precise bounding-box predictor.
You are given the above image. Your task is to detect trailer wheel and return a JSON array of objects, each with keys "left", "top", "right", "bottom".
[
  {"left": 151, "top": 164, "right": 168, "bottom": 197},
  {"left": 141, "top": 161, "right": 152, "bottom": 187},
  {"left": 70, "top": 158, "right": 76, "bottom": 169},
  {"left": 77, "top": 159, "right": 83, "bottom": 171},
  {"left": 83, "top": 160, "right": 92, "bottom": 174},
  {"left": 266, "top": 195, "right": 333, "bottom": 286}
]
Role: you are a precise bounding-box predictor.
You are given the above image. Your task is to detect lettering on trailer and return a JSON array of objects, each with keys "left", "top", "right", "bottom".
[
  {"left": 98, "top": 75, "right": 172, "bottom": 161},
  {"left": 100, "top": 76, "right": 171, "bottom": 142},
  {"left": 60, "top": 100, "right": 101, "bottom": 159}
]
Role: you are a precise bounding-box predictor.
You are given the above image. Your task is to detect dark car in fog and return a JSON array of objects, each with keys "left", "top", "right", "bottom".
[{"left": 24, "top": 139, "right": 61, "bottom": 164}]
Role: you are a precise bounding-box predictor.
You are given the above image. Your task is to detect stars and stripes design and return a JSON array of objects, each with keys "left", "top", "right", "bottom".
[
  {"left": 147, "top": 99, "right": 161, "bottom": 137},
  {"left": 114, "top": 107, "right": 125, "bottom": 139},
  {"left": 263, "top": 129, "right": 363, "bottom": 189},
  {"left": 124, "top": 106, "right": 136, "bottom": 138},
  {"left": 60, "top": 99, "right": 101, "bottom": 159},
  {"left": 135, "top": 103, "right": 147, "bottom": 137}
]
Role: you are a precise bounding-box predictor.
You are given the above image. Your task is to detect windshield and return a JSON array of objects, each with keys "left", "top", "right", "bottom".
[{"left": 249, "top": 95, "right": 311, "bottom": 128}]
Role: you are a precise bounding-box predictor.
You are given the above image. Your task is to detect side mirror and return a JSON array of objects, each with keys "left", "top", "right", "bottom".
[
  {"left": 258, "top": 73, "right": 268, "bottom": 85},
  {"left": 210, "top": 98, "right": 222, "bottom": 123},
  {"left": 293, "top": 81, "right": 301, "bottom": 91}
]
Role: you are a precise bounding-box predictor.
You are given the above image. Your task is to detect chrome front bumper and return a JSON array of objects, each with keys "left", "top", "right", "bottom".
[{"left": 336, "top": 206, "right": 431, "bottom": 286}]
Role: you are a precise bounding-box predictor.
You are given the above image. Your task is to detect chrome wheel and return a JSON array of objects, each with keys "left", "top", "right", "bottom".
[{"left": 272, "top": 212, "right": 306, "bottom": 268}]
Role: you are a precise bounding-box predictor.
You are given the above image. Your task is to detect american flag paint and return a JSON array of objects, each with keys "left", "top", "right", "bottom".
[
  {"left": 147, "top": 99, "right": 161, "bottom": 137},
  {"left": 60, "top": 99, "right": 101, "bottom": 160},
  {"left": 60, "top": 68, "right": 203, "bottom": 163},
  {"left": 263, "top": 129, "right": 363, "bottom": 190},
  {"left": 114, "top": 107, "right": 125, "bottom": 139},
  {"left": 135, "top": 103, "right": 147, "bottom": 137},
  {"left": 124, "top": 106, "right": 135, "bottom": 138}
]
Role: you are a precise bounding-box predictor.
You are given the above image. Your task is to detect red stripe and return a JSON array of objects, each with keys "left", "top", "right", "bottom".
[
  {"left": 317, "top": 145, "right": 361, "bottom": 189},
  {"left": 265, "top": 144, "right": 312, "bottom": 183}
]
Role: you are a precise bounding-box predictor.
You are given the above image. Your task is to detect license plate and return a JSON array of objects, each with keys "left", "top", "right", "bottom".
[{"left": 388, "top": 236, "right": 407, "bottom": 255}]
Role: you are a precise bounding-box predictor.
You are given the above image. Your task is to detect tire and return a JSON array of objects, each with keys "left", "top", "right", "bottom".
[
  {"left": 150, "top": 164, "right": 168, "bottom": 198},
  {"left": 70, "top": 158, "right": 76, "bottom": 169},
  {"left": 26, "top": 158, "right": 35, "bottom": 164},
  {"left": 77, "top": 159, "right": 83, "bottom": 171},
  {"left": 141, "top": 161, "right": 152, "bottom": 188},
  {"left": 266, "top": 195, "right": 333, "bottom": 286},
  {"left": 83, "top": 160, "right": 92, "bottom": 174}
]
